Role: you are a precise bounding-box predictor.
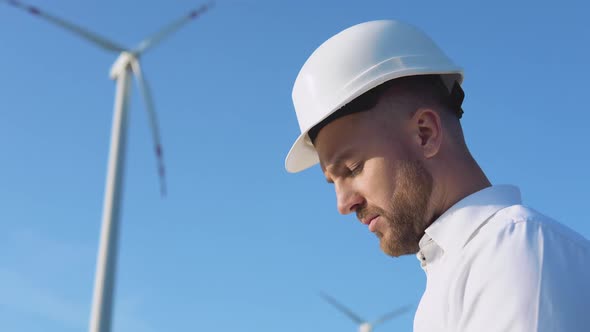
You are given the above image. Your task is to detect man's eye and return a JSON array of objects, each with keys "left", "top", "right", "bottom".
[{"left": 349, "top": 163, "right": 364, "bottom": 176}]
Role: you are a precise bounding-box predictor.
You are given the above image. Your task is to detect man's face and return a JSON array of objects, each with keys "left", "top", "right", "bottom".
[{"left": 314, "top": 109, "right": 434, "bottom": 257}]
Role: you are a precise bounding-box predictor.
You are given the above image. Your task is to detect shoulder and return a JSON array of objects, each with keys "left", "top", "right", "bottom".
[
  {"left": 455, "top": 204, "right": 590, "bottom": 331},
  {"left": 484, "top": 205, "right": 590, "bottom": 250},
  {"left": 456, "top": 205, "right": 590, "bottom": 331},
  {"left": 462, "top": 204, "right": 590, "bottom": 282},
  {"left": 465, "top": 204, "right": 590, "bottom": 285}
]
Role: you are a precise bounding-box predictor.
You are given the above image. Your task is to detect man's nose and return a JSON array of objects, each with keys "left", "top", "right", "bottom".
[{"left": 335, "top": 182, "right": 363, "bottom": 215}]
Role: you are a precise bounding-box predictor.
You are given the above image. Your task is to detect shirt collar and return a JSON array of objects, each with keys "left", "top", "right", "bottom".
[{"left": 421, "top": 185, "right": 522, "bottom": 254}]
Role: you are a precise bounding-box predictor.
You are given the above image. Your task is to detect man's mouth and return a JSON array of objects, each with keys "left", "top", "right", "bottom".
[
  {"left": 368, "top": 216, "right": 379, "bottom": 232},
  {"left": 360, "top": 214, "right": 378, "bottom": 225},
  {"left": 359, "top": 214, "right": 380, "bottom": 232}
]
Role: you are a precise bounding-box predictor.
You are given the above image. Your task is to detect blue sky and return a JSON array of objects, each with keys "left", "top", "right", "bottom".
[{"left": 1, "top": 0, "right": 589, "bottom": 331}]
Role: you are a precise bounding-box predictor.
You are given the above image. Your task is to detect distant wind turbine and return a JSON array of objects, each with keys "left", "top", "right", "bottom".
[
  {"left": 320, "top": 292, "right": 412, "bottom": 332},
  {"left": 3, "top": 1, "right": 214, "bottom": 332}
]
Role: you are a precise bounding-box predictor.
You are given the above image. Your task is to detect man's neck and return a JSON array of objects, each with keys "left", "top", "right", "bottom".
[{"left": 429, "top": 157, "right": 491, "bottom": 223}]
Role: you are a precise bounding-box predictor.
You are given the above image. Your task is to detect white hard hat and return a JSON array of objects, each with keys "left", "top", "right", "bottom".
[{"left": 285, "top": 20, "right": 464, "bottom": 173}]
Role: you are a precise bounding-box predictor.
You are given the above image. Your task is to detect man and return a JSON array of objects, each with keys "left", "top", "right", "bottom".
[{"left": 285, "top": 20, "right": 590, "bottom": 331}]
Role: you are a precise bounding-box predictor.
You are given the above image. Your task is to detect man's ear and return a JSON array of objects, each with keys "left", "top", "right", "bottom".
[{"left": 412, "top": 108, "right": 443, "bottom": 159}]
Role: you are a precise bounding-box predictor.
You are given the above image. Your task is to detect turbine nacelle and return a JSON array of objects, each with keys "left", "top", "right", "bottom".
[
  {"left": 319, "top": 291, "right": 412, "bottom": 332},
  {"left": 110, "top": 52, "right": 137, "bottom": 79},
  {"left": 359, "top": 322, "right": 373, "bottom": 332}
]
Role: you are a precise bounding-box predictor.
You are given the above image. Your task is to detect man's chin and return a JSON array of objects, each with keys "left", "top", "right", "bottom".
[
  {"left": 380, "top": 239, "right": 401, "bottom": 257},
  {"left": 380, "top": 237, "right": 418, "bottom": 257}
]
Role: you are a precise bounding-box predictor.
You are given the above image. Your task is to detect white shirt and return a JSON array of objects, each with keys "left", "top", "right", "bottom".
[{"left": 413, "top": 185, "right": 590, "bottom": 332}]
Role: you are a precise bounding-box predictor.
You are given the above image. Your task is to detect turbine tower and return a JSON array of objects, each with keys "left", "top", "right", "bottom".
[
  {"left": 320, "top": 292, "right": 412, "bottom": 332},
  {"left": 3, "top": 1, "right": 214, "bottom": 332}
]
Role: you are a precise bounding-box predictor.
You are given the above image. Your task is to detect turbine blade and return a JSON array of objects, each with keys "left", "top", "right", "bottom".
[
  {"left": 130, "top": 59, "right": 167, "bottom": 197},
  {"left": 319, "top": 292, "right": 365, "bottom": 324},
  {"left": 132, "top": 1, "right": 215, "bottom": 55},
  {"left": 3, "top": 0, "right": 125, "bottom": 53},
  {"left": 371, "top": 305, "right": 412, "bottom": 326}
]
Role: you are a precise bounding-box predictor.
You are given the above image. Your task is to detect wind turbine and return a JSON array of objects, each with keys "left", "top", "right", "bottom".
[
  {"left": 320, "top": 292, "right": 412, "bottom": 332},
  {"left": 3, "top": 1, "right": 214, "bottom": 332}
]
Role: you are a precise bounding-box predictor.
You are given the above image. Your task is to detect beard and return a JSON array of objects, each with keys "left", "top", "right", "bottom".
[{"left": 359, "top": 160, "right": 434, "bottom": 257}]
